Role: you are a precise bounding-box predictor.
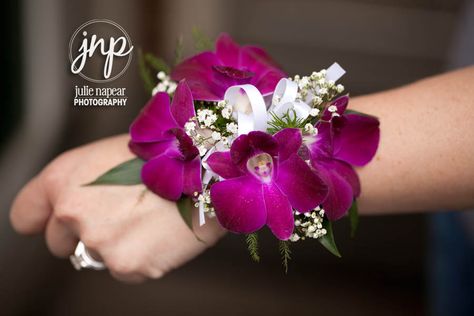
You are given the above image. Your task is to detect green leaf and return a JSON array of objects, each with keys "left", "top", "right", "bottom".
[
  {"left": 137, "top": 48, "right": 156, "bottom": 94},
  {"left": 349, "top": 200, "right": 359, "bottom": 238},
  {"left": 245, "top": 233, "right": 260, "bottom": 262},
  {"left": 279, "top": 240, "right": 291, "bottom": 274},
  {"left": 192, "top": 27, "right": 213, "bottom": 52},
  {"left": 144, "top": 53, "right": 170, "bottom": 74},
  {"left": 318, "top": 220, "right": 342, "bottom": 258},
  {"left": 177, "top": 196, "right": 193, "bottom": 231},
  {"left": 85, "top": 158, "right": 144, "bottom": 186}
]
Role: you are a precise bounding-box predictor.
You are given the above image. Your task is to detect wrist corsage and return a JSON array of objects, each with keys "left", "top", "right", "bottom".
[{"left": 91, "top": 33, "right": 380, "bottom": 270}]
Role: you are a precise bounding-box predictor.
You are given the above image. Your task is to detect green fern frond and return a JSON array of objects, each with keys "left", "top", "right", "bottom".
[
  {"left": 279, "top": 240, "right": 291, "bottom": 274},
  {"left": 245, "top": 233, "right": 260, "bottom": 262}
]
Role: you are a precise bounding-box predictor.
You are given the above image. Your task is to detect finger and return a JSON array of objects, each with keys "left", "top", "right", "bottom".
[
  {"left": 45, "top": 217, "right": 78, "bottom": 258},
  {"left": 10, "top": 176, "right": 52, "bottom": 235}
]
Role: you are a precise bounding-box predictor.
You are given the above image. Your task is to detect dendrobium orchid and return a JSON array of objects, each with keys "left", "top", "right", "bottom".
[
  {"left": 171, "top": 33, "right": 286, "bottom": 101},
  {"left": 308, "top": 95, "right": 380, "bottom": 220},
  {"left": 129, "top": 80, "right": 202, "bottom": 200},
  {"left": 207, "top": 129, "right": 328, "bottom": 240}
]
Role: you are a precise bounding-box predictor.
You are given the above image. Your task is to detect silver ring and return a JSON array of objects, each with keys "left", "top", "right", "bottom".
[{"left": 69, "top": 241, "right": 106, "bottom": 271}]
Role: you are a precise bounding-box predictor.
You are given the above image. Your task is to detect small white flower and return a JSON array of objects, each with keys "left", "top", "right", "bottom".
[
  {"left": 167, "top": 82, "right": 177, "bottom": 94},
  {"left": 211, "top": 131, "right": 222, "bottom": 141},
  {"left": 226, "top": 122, "right": 238, "bottom": 134},
  {"left": 318, "top": 87, "right": 328, "bottom": 95},
  {"left": 328, "top": 105, "right": 338, "bottom": 113},
  {"left": 312, "top": 96, "right": 323, "bottom": 106},
  {"left": 304, "top": 123, "right": 317, "bottom": 135},
  {"left": 184, "top": 121, "right": 196, "bottom": 134},
  {"left": 309, "top": 108, "right": 320, "bottom": 117},
  {"left": 217, "top": 100, "right": 227, "bottom": 109},
  {"left": 157, "top": 71, "right": 166, "bottom": 80},
  {"left": 336, "top": 84, "right": 345, "bottom": 93},
  {"left": 221, "top": 106, "right": 232, "bottom": 119},
  {"left": 332, "top": 112, "right": 341, "bottom": 118},
  {"left": 290, "top": 234, "right": 300, "bottom": 242}
]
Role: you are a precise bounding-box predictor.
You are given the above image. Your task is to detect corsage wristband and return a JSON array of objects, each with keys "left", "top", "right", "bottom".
[{"left": 90, "top": 33, "right": 380, "bottom": 270}]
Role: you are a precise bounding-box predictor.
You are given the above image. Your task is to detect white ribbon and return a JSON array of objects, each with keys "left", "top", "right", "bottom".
[
  {"left": 268, "top": 62, "right": 346, "bottom": 121},
  {"left": 223, "top": 84, "right": 268, "bottom": 135}
]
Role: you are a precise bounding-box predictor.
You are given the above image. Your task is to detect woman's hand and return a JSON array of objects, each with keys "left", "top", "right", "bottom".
[{"left": 10, "top": 134, "right": 225, "bottom": 283}]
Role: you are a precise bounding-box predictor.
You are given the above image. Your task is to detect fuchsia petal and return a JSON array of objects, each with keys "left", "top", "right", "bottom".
[
  {"left": 309, "top": 121, "right": 333, "bottom": 160},
  {"left": 242, "top": 46, "right": 284, "bottom": 70},
  {"left": 207, "top": 151, "right": 245, "bottom": 179},
  {"left": 263, "top": 183, "right": 294, "bottom": 240},
  {"left": 276, "top": 154, "right": 328, "bottom": 212},
  {"left": 182, "top": 157, "right": 202, "bottom": 195},
  {"left": 333, "top": 113, "right": 380, "bottom": 166},
  {"left": 274, "top": 128, "right": 302, "bottom": 162},
  {"left": 170, "top": 80, "right": 196, "bottom": 127},
  {"left": 170, "top": 52, "right": 225, "bottom": 101},
  {"left": 330, "top": 159, "right": 361, "bottom": 197},
  {"left": 314, "top": 163, "right": 354, "bottom": 221},
  {"left": 321, "top": 95, "right": 349, "bottom": 121},
  {"left": 128, "top": 139, "right": 175, "bottom": 160},
  {"left": 230, "top": 131, "right": 278, "bottom": 169},
  {"left": 130, "top": 93, "right": 178, "bottom": 142},
  {"left": 211, "top": 176, "right": 267, "bottom": 234},
  {"left": 215, "top": 33, "right": 240, "bottom": 68},
  {"left": 141, "top": 153, "right": 184, "bottom": 201}
]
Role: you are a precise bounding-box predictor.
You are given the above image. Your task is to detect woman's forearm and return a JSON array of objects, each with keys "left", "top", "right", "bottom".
[{"left": 351, "top": 66, "right": 474, "bottom": 215}]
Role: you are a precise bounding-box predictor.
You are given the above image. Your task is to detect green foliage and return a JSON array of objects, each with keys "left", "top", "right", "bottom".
[
  {"left": 318, "top": 219, "right": 342, "bottom": 258},
  {"left": 177, "top": 196, "right": 193, "bottom": 230},
  {"left": 245, "top": 233, "right": 260, "bottom": 262},
  {"left": 138, "top": 49, "right": 171, "bottom": 94},
  {"left": 85, "top": 158, "right": 144, "bottom": 186},
  {"left": 138, "top": 49, "right": 156, "bottom": 94},
  {"left": 279, "top": 240, "right": 291, "bottom": 274},
  {"left": 192, "top": 27, "right": 213, "bottom": 52},
  {"left": 267, "top": 110, "right": 308, "bottom": 134},
  {"left": 349, "top": 200, "right": 359, "bottom": 238}
]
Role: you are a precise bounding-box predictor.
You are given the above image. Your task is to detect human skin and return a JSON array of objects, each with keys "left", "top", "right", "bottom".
[{"left": 10, "top": 66, "right": 474, "bottom": 283}]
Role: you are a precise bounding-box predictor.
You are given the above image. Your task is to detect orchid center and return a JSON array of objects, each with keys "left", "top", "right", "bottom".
[
  {"left": 247, "top": 153, "right": 274, "bottom": 184},
  {"left": 213, "top": 65, "right": 254, "bottom": 80},
  {"left": 171, "top": 128, "right": 199, "bottom": 161}
]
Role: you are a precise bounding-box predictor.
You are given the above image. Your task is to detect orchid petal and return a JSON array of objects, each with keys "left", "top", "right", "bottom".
[
  {"left": 325, "top": 159, "right": 361, "bottom": 197},
  {"left": 314, "top": 163, "right": 354, "bottom": 221},
  {"left": 333, "top": 113, "right": 380, "bottom": 166},
  {"left": 263, "top": 183, "right": 294, "bottom": 240},
  {"left": 207, "top": 151, "right": 244, "bottom": 179},
  {"left": 321, "top": 95, "right": 349, "bottom": 121},
  {"left": 130, "top": 93, "right": 178, "bottom": 142},
  {"left": 210, "top": 176, "right": 267, "bottom": 234},
  {"left": 274, "top": 128, "right": 302, "bottom": 162},
  {"left": 170, "top": 80, "right": 196, "bottom": 127},
  {"left": 215, "top": 33, "right": 240, "bottom": 68},
  {"left": 141, "top": 153, "right": 184, "bottom": 201},
  {"left": 128, "top": 139, "right": 175, "bottom": 160},
  {"left": 182, "top": 157, "right": 202, "bottom": 195},
  {"left": 170, "top": 52, "right": 225, "bottom": 101},
  {"left": 276, "top": 154, "right": 328, "bottom": 212}
]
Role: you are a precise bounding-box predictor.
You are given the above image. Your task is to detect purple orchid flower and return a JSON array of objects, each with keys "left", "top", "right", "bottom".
[
  {"left": 171, "top": 33, "right": 286, "bottom": 101},
  {"left": 128, "top": 80, "right": 202, "bottom": 200},
  {"left": 308, "top": 95, "right": 380, "bottom": 221},
  {"left": 207, "top": 129, "right": 328, "bottom": 240}
]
